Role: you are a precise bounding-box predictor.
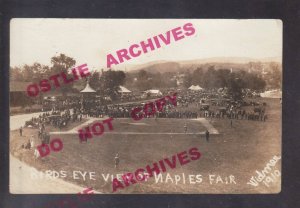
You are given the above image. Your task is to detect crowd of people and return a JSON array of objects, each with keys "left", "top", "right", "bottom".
[
  {"left": 18, "top": 88, "right": 271, "bottom": 164},
  {"left": 25, "top": 109, "right": 74, "bottom": 129},
  {"left": 26, "top": 89, "right": 269, "bottom": 125}
]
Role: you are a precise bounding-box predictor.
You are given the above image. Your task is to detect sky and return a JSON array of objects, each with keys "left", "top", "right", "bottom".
[{"left": 10, "top": 19, "right": 282, "bottom": 70}]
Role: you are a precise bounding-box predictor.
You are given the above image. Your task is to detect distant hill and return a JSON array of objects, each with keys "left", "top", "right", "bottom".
[
  {"left": 131, "top": 62, "right": 182, "bottom": 73},
  {"left": 126, "top": 57, "right": 281, "bottom": 74},
  {"left": 179, "top": 56, "right": 281, "bottom": 65}
]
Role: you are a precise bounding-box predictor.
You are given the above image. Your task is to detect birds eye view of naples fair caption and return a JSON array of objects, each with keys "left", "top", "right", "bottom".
[{"left": 9, "top": 20, "right": 282, "bottom": 194}]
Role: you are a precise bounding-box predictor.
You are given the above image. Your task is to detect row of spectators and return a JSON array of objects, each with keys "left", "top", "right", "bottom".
[{"left": 30, "top": 90, "right": 269, "bottom": 126}]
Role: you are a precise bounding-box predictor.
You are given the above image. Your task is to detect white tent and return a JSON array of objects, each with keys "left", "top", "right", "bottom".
[
  {"left": 43, "top": 96, "right": 56, "bottom": 101},
  {"left": 80, "top": 82, "right": 96, "bottom": 93},
  {"left": 145, "top": 89, "right": 162, "bottom": 96},
  {"left": 260, "top": 89, "right": 282, "bottom": 98},
  {"left": 188, "top": 85, "right": 203, "bottom": 91},
  {"left": 118, "top": 86, "right": 131, "bottom": 93},
  {"left": 188, "top": 85, "right": 195, "bottom": 89}
]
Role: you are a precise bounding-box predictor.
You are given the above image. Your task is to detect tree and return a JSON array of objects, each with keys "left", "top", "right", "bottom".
[
  {"left": 50, "top": 54, "right": 76, "bottom": 72},
  {"left": 202, "top": 67, "right": 218, "bottom": 89},
  {"left": 191, "top": 67, "right": 204, "bottom": 86},
  {"left": 216, "top": 69, "right": 231, "bottom": 88},
  {"left": 50, "top": 54, "right": 76, "bottom": 96},
  {"left": 89, "top": 71, "right": 101, "bottom": 91},
  {"left": 227, "top": 74, "right": 245, "bottom": 100},
  {"left": 152, "top": 72, "right": 162, "bottom": 89},
  {"left": 161, "top": 72, "right": 177, "bottom": 88},
  {"left": 124, "top": 72, "right": 135, "bottom": 89},
  {"left": 243, "top": 73, "right": 266, "bottom": 91},
  {"left": 99, "top": 70, "right": 126, "bottom": 100},
  {"left": 10, "top": 66, "right": 23, "bottom": 81},
  {"left": 269, "top": 62, "right": 282, "bottom": 89},
  {"left": 10, "top": 62, "right": 52, "bottom": 83},
  {"left": 22, "top": 64, "right": 36, "bottom": 82},
  {"left": 183, "top": 70, "right": 192, "bottom": 88},
  {"left": 136, "top": 70, "right": 152, "bottom": 91}
]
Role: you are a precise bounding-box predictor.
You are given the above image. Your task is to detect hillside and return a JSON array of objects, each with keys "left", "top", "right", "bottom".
[{"left": 127, "top": 57, "right": 281, "bottom": 74}]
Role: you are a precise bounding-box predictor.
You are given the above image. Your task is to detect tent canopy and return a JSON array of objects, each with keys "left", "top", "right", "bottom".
[
  {"left": 188, "top": 85, "right": 203, "bottom": 91},
  {"left": 80, "top": 82, "right": 96, "bottom": 93},
  {"left": 118, "top": 86, "right": 131, "bottom": 93},
  {"left": 145, "top": 89, "right": 162, "bottom": 95},
  {"left": 260, "top": 89, "right": 282, "bottom": 98}
]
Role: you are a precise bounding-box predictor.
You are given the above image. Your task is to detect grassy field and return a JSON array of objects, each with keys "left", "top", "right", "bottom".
[{"left": 10, "top": 97, "right": 281, "bottom": 194}]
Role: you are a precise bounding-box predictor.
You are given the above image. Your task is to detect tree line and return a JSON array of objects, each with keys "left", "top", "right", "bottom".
[
  {"left": 184, "top": 67, "right": 267, "bottom": 91},
  {"left": 11, "top": 54, "right": 280, "bottom": 102}
]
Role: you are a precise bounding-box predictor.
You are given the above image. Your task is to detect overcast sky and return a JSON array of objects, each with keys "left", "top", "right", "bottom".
[{"left": 10, "top": 19, "right": 282, "bottom": 70}]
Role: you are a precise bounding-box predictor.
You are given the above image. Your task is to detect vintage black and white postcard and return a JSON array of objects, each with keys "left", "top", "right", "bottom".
[{"left": 9, "top": 19, "right": 282, "bottom": 194}]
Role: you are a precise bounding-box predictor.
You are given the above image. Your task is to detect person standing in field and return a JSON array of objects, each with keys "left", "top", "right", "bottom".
[
  {"left": 30, "top": 136, "right": 35, "bottom": 149},
  {"left": 264, "top": 114, "right": 268, "bottom": 122},
  {"left": 19, "top": 126, "right": 23, "bottom": 136},
  {"left": 184, "top": 123, "right": 187, "bottom": 134},
  {"left": 114, "top": 153, "right": 120, "bottom": 169},
  {"left": 205, "top": 130, "right": 210, "bottom": 142}
]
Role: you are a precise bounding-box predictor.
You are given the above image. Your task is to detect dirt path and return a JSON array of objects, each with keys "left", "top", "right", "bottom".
[
  {"left": 50, "top": 117, "right": 219, "bottom": 135},
  {"left": 10, "top": 112, "right": 44, "bottom": 130}
]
